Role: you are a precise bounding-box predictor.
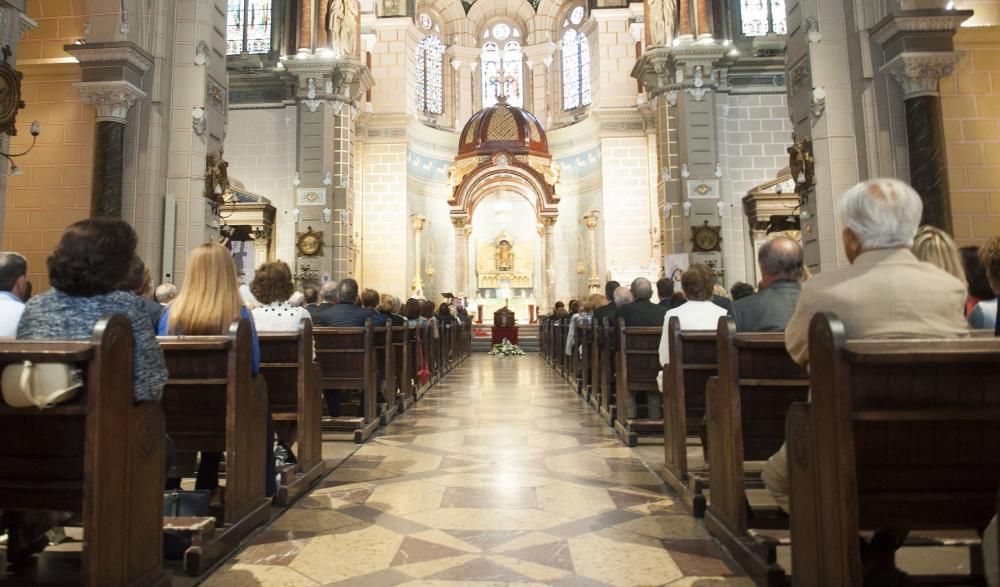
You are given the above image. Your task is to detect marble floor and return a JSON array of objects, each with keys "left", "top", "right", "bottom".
[{"left": 203, "top": 355, "right": 749, "bottom": 586}]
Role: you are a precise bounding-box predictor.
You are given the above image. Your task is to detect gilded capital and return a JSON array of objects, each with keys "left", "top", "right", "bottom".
[
  {"left": 583, "top": 213, "right": 599, "bottom": 230},
  {"left": 411, "top": 214, "right": 426, "bottom": 232}
]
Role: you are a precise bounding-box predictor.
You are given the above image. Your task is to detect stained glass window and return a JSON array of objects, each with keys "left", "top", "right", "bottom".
[
  {"left": 740, "top": 0, "right": 786, "bottom": 37},
  {"left": 227, "top": 0, "right": 272, "bottom": 55},
  {"left": 416, "top": 35, "right": 445, "bottom": 114},
  {"left": 481, "top": 23, "right": 523, "bottom": 108},
  {"left": 561, "top": 6, "right": 591, "bottom": 111}
]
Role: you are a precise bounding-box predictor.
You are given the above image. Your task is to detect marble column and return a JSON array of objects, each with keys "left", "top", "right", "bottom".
[
  {"left": 75, "top": 81, "right": 147, "bottom": 218},
  {"left": 883, "top": 52, "right": 964, "bottom": 233},
  {"left": 678, "top": 0, "right": 693, "bottom": 41},
  {"left": 412, "top": 215, "right": 426, "bottom": 297},
  {"left": 541, "top": 216, "right": 557, "bottom": 312},
  {"left": 583, "top": 213, "right": 600, "bottom": 293},
  {"left": 696, "top": 0, "right": 712, "bottom": 40},
  {"left": 453, "top": 218, "right": 469, "bottom": 297}
]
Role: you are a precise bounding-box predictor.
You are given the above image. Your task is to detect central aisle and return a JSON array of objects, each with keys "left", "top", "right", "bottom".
[{"left": 204, "top": 355, "right": 748, "bottom": 586}]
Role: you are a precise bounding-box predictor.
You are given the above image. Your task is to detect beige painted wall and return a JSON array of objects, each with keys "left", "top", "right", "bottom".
[
  {"left": 943, "top": 25, "right": 1000, "bottom": 246},
  {"left": 2, "top": 1, "right": 92, "bottom": 291}
]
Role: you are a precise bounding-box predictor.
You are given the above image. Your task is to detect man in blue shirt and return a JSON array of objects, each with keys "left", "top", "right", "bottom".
[{"left": 0, "top": 252, "right": 28, "bottom": 337}]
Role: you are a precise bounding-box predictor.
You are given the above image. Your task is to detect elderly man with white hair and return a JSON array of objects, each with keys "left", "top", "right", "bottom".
[{"left": 762, "top": 178, "right": 969, "bottom": 582}]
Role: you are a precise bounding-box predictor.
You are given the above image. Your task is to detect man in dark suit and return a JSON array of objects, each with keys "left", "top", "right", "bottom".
[
  {"left": 733, "top": 237, "right": 804, "bottom": 332},
  {"left": 656, "top": 278, "right": 673, "bottom": 308},
  {"left": 591, "top": 280, "right": 620, "bottom": 326},
  {"left": 619, "top": 277, "right": 667, "bottom": 327},
  {"left": 311, "top": 278, "right": 388, "bottom": 327}
]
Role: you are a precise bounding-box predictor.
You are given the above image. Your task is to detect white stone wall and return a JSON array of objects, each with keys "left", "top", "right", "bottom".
[
  {"left": 371, "top": 18, "right": 410, "bottom": 115},
  {"left": 718, "top": 92, "right": 795, "bottom": 285},
  {"left": 359, "top": 140, "right": 409, "bottom": 297},
  {"left": 592, "top": 8, "right": 640, "bottom": 110},
  {"left": 599, "top": 135, "right": 654, "bottom": 277},
  {"left": 225, "top": 105, "right": 298, "bottom": 265}
]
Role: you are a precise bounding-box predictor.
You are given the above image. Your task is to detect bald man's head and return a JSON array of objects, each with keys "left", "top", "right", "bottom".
[{"left": 758, "top": 237, "right": 804, "bottom": 286}]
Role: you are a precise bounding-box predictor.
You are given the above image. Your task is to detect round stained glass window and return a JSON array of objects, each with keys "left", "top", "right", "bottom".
[
  {"left": 419, "top": 13, "right": 433, "bottom": 30},
  {"left": 492, "top": 23, "right": 511, "bottom": 40},
  {"left": 570, "top": 6, "right": 585, "bottom": 25}
]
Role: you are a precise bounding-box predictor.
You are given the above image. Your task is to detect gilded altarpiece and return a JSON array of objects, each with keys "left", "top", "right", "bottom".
[{"left": 476, "top": 232, "right": 533, "bottom": 290}]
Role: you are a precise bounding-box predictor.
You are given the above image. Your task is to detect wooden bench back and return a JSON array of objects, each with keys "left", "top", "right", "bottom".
[
  {"left": 663, "top": 316, "right": 718, "bottom": 480},
  {"left": 615, "top": 320, "right": 662, "bottom": 423},
  {"left": 789, "top": 313, "right": 1000, "bottom": 583},
  {"left": 597, "top": 318, "right": 617, "bottom": 421},
  {"left": 313, "top": 321, "right": 377, "bottom": 423},
  {"left": 391, "top": 325, "right": 411, "bottom": 400},
  {"left": 159, "top": 318, "right": 266, "bottom": 524},
  {"left": 0, "top": 316, "right": 166, "bottom": 586},
  {"left": 707, "top": 316, "right": 809, "bottom": 536}
]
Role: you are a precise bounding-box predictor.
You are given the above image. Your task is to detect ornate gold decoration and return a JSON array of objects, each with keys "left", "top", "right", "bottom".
[
  {"left": 788, "top": 137, "right": 816, "bottom": 194},
  {"left": 205, "top": 148, "right": 229, "bottom": 204},
  {"left": 692, "top": 220, "right": 722, "bottom": 252},
  {"left": 0, "top": 46, "right": 25, "bottom": 137},
  {"left": 476, "top": 231, "right": 533, "bottom": 289},
  {"left": 487, "top": 107, "right": 518, "bottom": 141},
  {"left": 297, "top": 226, "right": 324, "bottom": 257},
  {"left": 448, "top": 157, "right": 479, "bottom": 188}
]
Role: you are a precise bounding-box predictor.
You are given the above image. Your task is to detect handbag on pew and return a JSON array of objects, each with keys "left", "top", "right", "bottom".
[
  {"left": 162, "top": 490, "right": 211, "bottom": 560},
  {"left": 416, "top": 342, "right": 431, "bottom": 386},
  {"left": 1, "top": 361, "right": 82, "bottom": 409}
]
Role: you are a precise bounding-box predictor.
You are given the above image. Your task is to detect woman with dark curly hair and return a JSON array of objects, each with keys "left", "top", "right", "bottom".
[
  {"left": 14, "top": 218, "right": 168, "bottom": 568},
  {"left": 250, "top": 261, "right": 311, "bottom": 332}
]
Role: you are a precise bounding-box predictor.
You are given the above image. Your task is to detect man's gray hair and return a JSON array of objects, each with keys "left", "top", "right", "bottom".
[
  {"left": 0, "top": 252, "right": 27, "bottom": 293},
  {"left": 758, "top": 237, "right": 804, "bottom": 281},
  {"left": 630, "top": 277, "right": 653, "bottom": 301},
  {"left": 838, "top": 179, "right": 923, "bottom": 249},
  {"left": 338, "top": 278, "right": 359, "bottom": 304},
  {"left": 613, "top": 286, "right": 634, "bottom": 307},
  {"left": 154, "top": 283, "right": 177, "bottom": 304},
  {"left": 320, "top": 281, "right": 339, "bottom": 303}
]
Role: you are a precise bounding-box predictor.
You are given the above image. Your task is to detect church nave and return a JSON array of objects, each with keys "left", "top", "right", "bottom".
[{"left": 203, "top": 355, "right": 747, "bottom": 586}]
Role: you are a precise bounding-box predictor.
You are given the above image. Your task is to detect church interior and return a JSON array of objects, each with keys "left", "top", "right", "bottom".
[{"left": 0, "top": 0, "right": 999, "bottom": 584}]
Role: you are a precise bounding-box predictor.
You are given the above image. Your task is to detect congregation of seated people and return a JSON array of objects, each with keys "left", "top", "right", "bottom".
[
  {"left": 0, "top": 218, "right": 469, "bottom": 573},
  {"left": 540, "top": 177, "right": 1000, "bottom": 585}
]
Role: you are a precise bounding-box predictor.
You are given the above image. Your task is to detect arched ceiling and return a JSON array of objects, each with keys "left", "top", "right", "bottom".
[{"left": 418, "top": 0, "right": 568, "bottom": 45}]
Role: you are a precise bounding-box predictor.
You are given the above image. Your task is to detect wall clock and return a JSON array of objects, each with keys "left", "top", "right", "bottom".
[
  {"left": 297, "top": 227, "right": 323, "bottom": 257},
  {"left": 0, "top": 46, "right": 25, "bottom": 137},
  {"left": 692, "top": 220, "right": 721, "bottom": 252}
]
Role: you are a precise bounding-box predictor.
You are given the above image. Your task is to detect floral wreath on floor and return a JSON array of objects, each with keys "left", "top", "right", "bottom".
[{"left": 488, "top": 339, "right": 525, "bottom": 357}]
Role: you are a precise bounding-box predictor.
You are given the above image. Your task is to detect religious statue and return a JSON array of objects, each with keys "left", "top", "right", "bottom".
[
  {"left": 498, "top": 240, "right": 512, "bottom": 272},
  {"left": 788, "top": 137, "right": 816, "bottom": 194},
  {"left": 205, "top": 148, "right": 229, "bottom": 204},
  {"left": 327, "top": 0, "right": 358, "bottom": 58},
  {"left": 646, "top": 0, "right": 676, "bottom": 47}
]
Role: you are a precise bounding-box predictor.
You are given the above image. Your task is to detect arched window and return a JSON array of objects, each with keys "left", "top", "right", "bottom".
[
  {"left": 415, "top": 13, "right": 445, "bottom": 115},
  {"left": 561, "top": 5, "right": 591, "bottom": 111},
  {"left": 481, "top": 22, "right": 523, "bottom": 108},
  {"left": 740, "top": 0, "right": 787, "bottom": 37},
  {"left": 227, "top": 0, "right": 273, "bottom": 55}
]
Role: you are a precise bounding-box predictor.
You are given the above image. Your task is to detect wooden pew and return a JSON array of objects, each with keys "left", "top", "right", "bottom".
[
  {"left": 258, "top": 319, "right": 325, "bottom": 506},
  {"left": 313, "top": 321, "right": 380, "bottom": 444},
  {"left": 414, "top": 322, "right": 433, "bottom": 401},
  {"left": 788, "top": 313, "right": 1000, "bottom": 585},
  {"left": 0, "top": 316, "right": 168, "bottom": 586},
  {"left": 391, "top": 325, "right": 413, "bottom": 412},
  {"left": 588, "top": 321, "right": 600, "bottom": 410},
  {"left": 703, "top": 317, "right": 809, "bottom": 584},
  {"left": 373, "top": 325, "right": 399, "bottom": 425},
  {"left": 597, "top": 318, "right": 617, "bottom": 426},
  {"left": 661, "top": 317, "right": 717, "bottom": 498},
  {"left": 614, "top": 319, "right": 663, "bottom": 446},
  {"left": 158, "top": 318, "right": 271, "bottom": 575},
  {"left": 539, "top": 320, "right": 548, "bottom": 361},
  {"left": 578, "top": 323, "right": 592, "bottom": 400}
]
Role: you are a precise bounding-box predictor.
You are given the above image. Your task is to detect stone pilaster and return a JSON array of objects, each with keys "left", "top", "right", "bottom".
[
  {"left": 873, "top": 10, "right": 972, "bottom": 233},
  {"left": 284, "top": 56, "right": 374, "bottom": 283},
  {"left": 0, "top": 5, "right": 34, "bottom": 240},
  {"left": 66, "top": 43, "right": 153, "bottom": 218},
  {"left": 453, "top": 218, "right": 469, "bottom": 298},
  {"left": 449, "top": 46, "right": 479, "bottom": 128},
  {"left": 411, "top": 214, "right": 426, "bottom": 297},
  {"left": 541, "top": 216, "right": 557, "bottom": 312},
  {"left": 523, "top": 42, "right": 555, "bottom": 126},
  {"left": 583, "top": 213, "right": 600, "bottom": 293}
]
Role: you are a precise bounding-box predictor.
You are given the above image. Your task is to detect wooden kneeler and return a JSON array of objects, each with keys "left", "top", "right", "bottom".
[
  {"left": 0, "top": 316, "right": 169, "bottom": 586},
  {"left": 259, "top": 319, "right": 325, "bottom": 506},
  {"left": 158, "top": 319, "right": 271, "bottom": 576},
  {"left": 614, "top": 318, "right": 663, "bottom": 446}
]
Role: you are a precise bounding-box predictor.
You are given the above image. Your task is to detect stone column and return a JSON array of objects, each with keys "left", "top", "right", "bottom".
[
  {"left": 524, "top": 42, "right": 555, "bottom": 126},
  {"left": 67, "top": 43, "right": 154, "bottom": 218},
  {"left": 412, "top": 215, "right": 426, "bottom": 297},
  {"left": 583, "top": 213, "right": 600, "bottom": 293},
  {"left": 882, "top": 51, "right": 966, "bottom": 232},
  {"left": 300, "top": 0, "right": 314, "bottom": 51},
  {"left": 453, "top": 217, "right": 469, "bottom": 297},
  {"left": 541, "top": 216, "right": 557, "bottom": 312}
]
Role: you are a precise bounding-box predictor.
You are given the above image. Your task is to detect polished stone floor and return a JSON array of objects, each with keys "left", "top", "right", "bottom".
[{"left": 204, "top": 355, "right": 749, "bottom": 586}]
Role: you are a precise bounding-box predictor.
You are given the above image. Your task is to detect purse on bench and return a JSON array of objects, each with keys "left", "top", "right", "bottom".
[{"left": 1, "top": 361, "right": 82, "bottom": 409}]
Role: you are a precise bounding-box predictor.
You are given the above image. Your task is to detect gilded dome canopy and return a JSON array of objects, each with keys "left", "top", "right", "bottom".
[{"left": 457, "top": 98, "right": 549, "bottom": 159}]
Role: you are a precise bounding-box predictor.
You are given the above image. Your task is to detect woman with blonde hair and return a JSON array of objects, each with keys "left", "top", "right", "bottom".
[
  {"left": 158, "top": 243, "right": 274, "bottom": 496},
  {"left": 912, "top": 226, "right": 967, "bottom": 288}
]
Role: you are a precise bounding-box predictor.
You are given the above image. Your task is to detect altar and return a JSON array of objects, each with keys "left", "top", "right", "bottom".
[{"left": 473, "top": 230, "right": 538, "bottom": 323}]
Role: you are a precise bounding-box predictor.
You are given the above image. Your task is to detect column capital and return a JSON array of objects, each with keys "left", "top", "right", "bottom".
[
  {"left": 631, "top": 45, "right": 730, "bottom": 97},
  {"left": 582, "top": 213, "right": 599, "bottom": 230},
  {"left": 74, "top": 80, "right": 147, "bottom": 123},
  {"left": 882, "top": 52, "right": 965, "bottom": 100},
  {"left": 540, "top": 215, "right": 558, "bottom": 228},
  {"left": 283, "top": 56, "right": 375, "bottom": 104},
  {"left": 412, "top": 214, "right": 426, "bottom": 232},
  {"left": 451, "top": 216, "right": 468, "bottom": 230}
]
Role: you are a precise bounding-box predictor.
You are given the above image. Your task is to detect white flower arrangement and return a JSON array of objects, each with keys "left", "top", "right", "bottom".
[{"left": 488, "top": 338, "right": 525, "bottom": 357}]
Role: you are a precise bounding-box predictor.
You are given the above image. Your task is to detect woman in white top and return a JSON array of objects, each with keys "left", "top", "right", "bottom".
[{"left": 249, "top": 261, "right": 312, "bottom": 332}]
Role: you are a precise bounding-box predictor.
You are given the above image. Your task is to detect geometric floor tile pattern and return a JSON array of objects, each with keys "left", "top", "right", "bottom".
[{"left": 203, "top": 355, "right": 751, "bottom": 586}]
